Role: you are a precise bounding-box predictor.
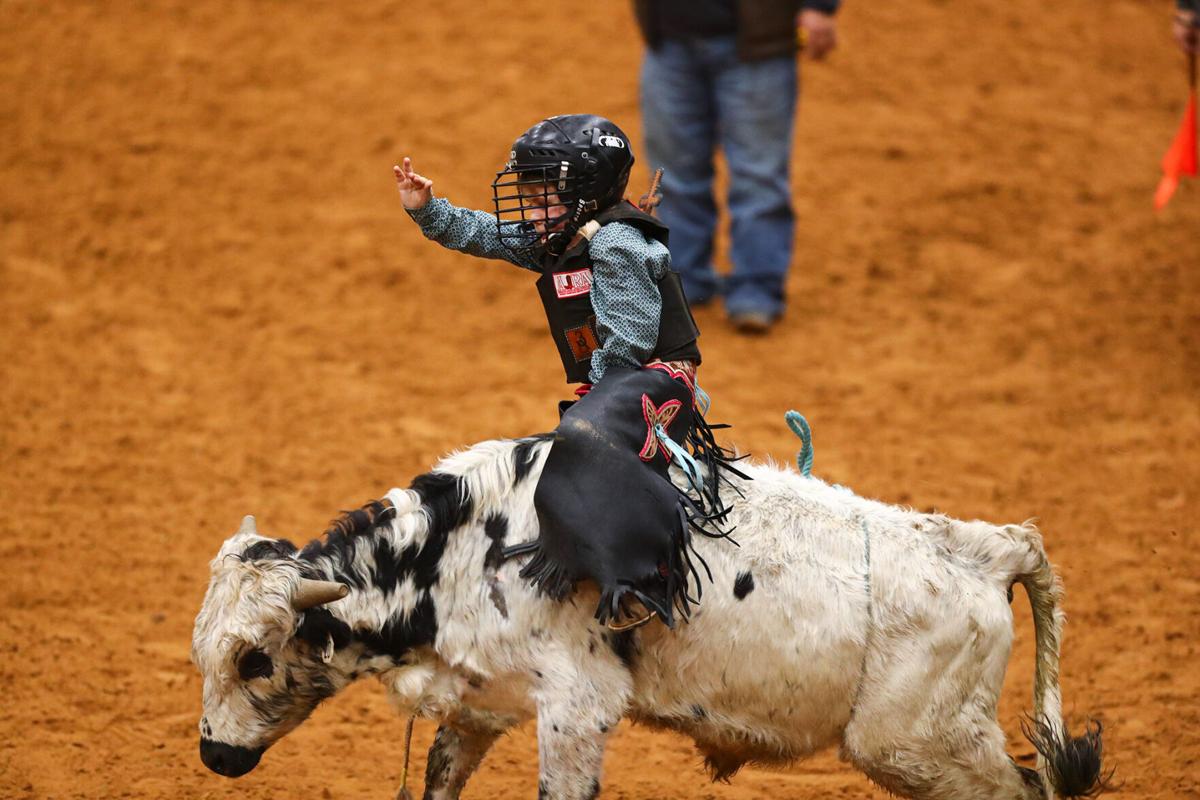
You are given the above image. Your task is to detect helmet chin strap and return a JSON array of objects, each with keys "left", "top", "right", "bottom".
[{"left": 545, "top": 198, "right": 598, "bottom": 257}]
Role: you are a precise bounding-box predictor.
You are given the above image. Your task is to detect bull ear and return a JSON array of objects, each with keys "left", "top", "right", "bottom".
[
  {"left": 291, "top": 579, "right": 349, "bottom": 611},
  {"left": 238, "top": 515, "right": 258, "bottom": 536}
]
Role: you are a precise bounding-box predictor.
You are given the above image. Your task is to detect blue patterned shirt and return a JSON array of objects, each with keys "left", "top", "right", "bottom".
[{"left": 406, "top": 197, "right": 669, "bottom": 383}]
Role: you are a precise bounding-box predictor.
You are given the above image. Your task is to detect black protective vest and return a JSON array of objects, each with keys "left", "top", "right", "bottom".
[{"left": 535, "top": 202, "right": 702, "bottom": 384}]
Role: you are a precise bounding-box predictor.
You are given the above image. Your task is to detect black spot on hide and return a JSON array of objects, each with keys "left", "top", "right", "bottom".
[
  {"left": 407, "top": 471, "right": 470, "bottom": 590},
  {"left": 537, "top": 781, "right": 549, "bottom": 800},
  {"left": 691, "top": 704, "right": 707, "bottom": 720},
  {"left": 328, "top": 502, "right": 394, "bottom": 539},
  {"left": 299, "top": 537, "right": 326, "bottom": 563},
  {"left": 409, "top": 529, "right": 449, "bottom": 592},
  {"left": 288, "top": 477, "right": 472, "bottom": 665},
  {"left": 512, "top": 434, "right": 552, "bottom": 485},
  {"left": 410, "top": 471, "right": 472, "bottom": 539},
  {"left": 484, "top": 513, "right": 508, "bottom": 571},
  {"left": 608, "top": 629, "right": 638, "bottom": 669},
  {"left": 586, "top": 778, "right": 601, "bottom": 799},
  {"left": 297, "top": 499, "right": 397, "bottom": 591},
  {"left": 353, "top": 591, "right": 438, "bottom": 660},
  {"left": 296, "top": 607, "right": 353, "bottom": 653},
  {"left": 370, "top": 535, "right": 403, "bottom": 595},
  {"left": 240, "top": 538, "right": 298, "bottom": 561},
  {"left": 297, "top": 477, "right": 466, "bottom": 597},
  {"left": 299, "top": 530, "right": 368, "bottom": 591},
  {"left": 733, "top": 571, "right": 755, "bottom": 600}
]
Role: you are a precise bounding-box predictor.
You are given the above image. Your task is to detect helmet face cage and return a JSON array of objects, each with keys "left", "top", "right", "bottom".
[{"left": 491, "top": 159, "right": 589, "bottom": 251}]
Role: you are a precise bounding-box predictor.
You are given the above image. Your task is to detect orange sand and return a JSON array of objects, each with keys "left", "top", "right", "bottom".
[{"left": 2, "top": 1, "right": 1198, "bottom": 797}]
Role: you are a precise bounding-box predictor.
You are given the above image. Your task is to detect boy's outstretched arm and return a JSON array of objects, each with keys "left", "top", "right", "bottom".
[{"left": 393, "top": 158, "right": 539, "bottom": 271}]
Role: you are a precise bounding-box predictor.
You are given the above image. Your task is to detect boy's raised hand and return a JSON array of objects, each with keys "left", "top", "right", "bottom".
[{"left": 393, "top": 157, "right": 433, "bottom": 209}]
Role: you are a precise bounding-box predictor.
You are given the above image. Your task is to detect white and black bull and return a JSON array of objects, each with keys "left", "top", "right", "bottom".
[{"left": 191, "top": 433, "right": 1107, "bottom": 799}]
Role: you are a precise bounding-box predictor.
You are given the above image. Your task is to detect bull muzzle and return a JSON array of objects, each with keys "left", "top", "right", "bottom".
[{"left": 199, "top": 738, "right": 264, "bottom": 777}]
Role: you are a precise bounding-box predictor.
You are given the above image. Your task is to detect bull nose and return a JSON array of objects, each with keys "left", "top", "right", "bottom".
[{"left": 199, "top": 738, "right": 264, "bottom": 777}]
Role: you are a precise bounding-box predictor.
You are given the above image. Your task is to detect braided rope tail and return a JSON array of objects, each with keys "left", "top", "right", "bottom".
[{"left": 785, "top": 410, "right": 814, "bottom": 477}]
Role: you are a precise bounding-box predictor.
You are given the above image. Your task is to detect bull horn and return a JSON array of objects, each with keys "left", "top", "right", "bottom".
[
  {"left": 291, "top": 579, "right": 349, "bottom": 611},
  {"left": 238, "top": 515, "right": 258, "bottom": 536}
]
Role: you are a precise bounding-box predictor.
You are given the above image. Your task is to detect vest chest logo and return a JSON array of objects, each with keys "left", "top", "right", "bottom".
[
  {"left": 565, "top": 316, "right": 601, "bottom": 363},
  {"left": 552, "top": 268, "right": 593, "bottom": 299}
]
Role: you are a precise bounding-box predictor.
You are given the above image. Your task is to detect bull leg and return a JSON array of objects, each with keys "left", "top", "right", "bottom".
[
  {"left": 844, "top": 602, "right": 1040, "bottom": 799},
  {"left": 533, "top": 654, "right": 630, "bottom": 800},
  {"left": 534, "top": 705, "right": 611, "bottom": 800},
  {"left": 848, "top": 713, "right": 1042, "bottom": 800},
  {"left": 420, "top": 722, "right": 502, "bottom": 800}
]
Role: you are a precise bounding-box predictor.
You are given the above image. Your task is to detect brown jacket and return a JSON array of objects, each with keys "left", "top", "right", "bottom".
[{"left": 633, "top": 0, "right": 836, "bottom": 62}]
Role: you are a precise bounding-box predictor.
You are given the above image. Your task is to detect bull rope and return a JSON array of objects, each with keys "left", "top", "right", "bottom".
[
  {"left": 847, "top": 516, "right": 875, "bottom": 720},
  {"left": 396, "top": 715, "right": 415, "bottom": 800},
  {"left": 783, "top": 412, "right": 875, "bottom": 717}
]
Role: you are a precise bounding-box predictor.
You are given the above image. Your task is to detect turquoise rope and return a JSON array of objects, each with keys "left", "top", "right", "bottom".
[
  {"left": 693, "top": 382, "right": 712, "bottom": 416},
  {"left": 655, "top": 423, "right": 702, "bottom": 488},
  {"left": 785, "top": 410, "right": 814, "bottom": 477}
]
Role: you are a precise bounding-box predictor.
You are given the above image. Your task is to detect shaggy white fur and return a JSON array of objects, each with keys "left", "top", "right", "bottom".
[{"left": 192, "top": 436, "right": 1094, "bottom": 800}]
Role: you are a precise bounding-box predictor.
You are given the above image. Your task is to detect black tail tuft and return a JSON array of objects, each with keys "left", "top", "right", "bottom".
[{"left": 1021, "top": 716, "right": 1114, "bottom": 798}]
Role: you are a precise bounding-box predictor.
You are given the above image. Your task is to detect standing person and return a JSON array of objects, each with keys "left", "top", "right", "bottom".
[
  {"left": 634, "top": 0, "right": 840, "bottom": 333},
  {"left": 1176, "top": 0, "right": 1199, "bottom": 54}
]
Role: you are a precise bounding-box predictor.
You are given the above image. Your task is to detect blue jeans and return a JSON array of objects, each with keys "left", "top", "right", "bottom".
[{"left": 641, "top": 36, "right": 797, "bottom": 318}]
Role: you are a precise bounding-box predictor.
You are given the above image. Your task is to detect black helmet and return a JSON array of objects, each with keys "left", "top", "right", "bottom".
[{"left": 492, "top": 114, "right": 635, "bottom": 256}]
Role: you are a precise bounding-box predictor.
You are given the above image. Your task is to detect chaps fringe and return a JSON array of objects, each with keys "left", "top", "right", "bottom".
[{"left": 517, "top": 404, "right": 745, "bottom": 628}]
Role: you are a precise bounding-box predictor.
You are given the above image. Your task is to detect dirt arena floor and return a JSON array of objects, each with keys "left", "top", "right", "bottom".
[{"left": 3, "top": 1, "right": 1199, "bottom": 798}]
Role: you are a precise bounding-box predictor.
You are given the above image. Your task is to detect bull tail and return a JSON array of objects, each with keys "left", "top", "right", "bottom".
[{"left": 1015, "top": 528, "right": 1110, "bottom": 799}]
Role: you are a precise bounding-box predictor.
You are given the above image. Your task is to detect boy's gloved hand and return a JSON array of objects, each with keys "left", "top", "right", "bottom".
[{"left": 393, "top": 157, "right": 434, "bottom": 209}]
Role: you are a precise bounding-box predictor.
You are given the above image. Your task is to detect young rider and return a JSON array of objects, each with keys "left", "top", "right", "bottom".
[{"left": 395, "top": 114, "right": 733, "bottom": 629}]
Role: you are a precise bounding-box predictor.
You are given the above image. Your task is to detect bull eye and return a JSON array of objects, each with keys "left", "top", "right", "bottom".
[{"left": 237, "top": 649, "right": 274, "bottom": 681}]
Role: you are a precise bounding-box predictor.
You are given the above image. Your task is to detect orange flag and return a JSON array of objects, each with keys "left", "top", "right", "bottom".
[{"left": 1156, "top": 54, "right": 1199, "bottom": 211}]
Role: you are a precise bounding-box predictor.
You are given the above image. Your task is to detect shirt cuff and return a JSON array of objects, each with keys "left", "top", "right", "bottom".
[{"left": 404, "top": 196, "right": 446, "bottom": 228}]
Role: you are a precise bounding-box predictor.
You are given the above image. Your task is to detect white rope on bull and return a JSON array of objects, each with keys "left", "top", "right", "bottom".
[{"left": 785, "top": 411, "right": 874, "bottom": 717}]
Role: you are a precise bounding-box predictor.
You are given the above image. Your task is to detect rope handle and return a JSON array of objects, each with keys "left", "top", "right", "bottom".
[{"left": 638, "top": 168, "right": 665, "bottom": 215}]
